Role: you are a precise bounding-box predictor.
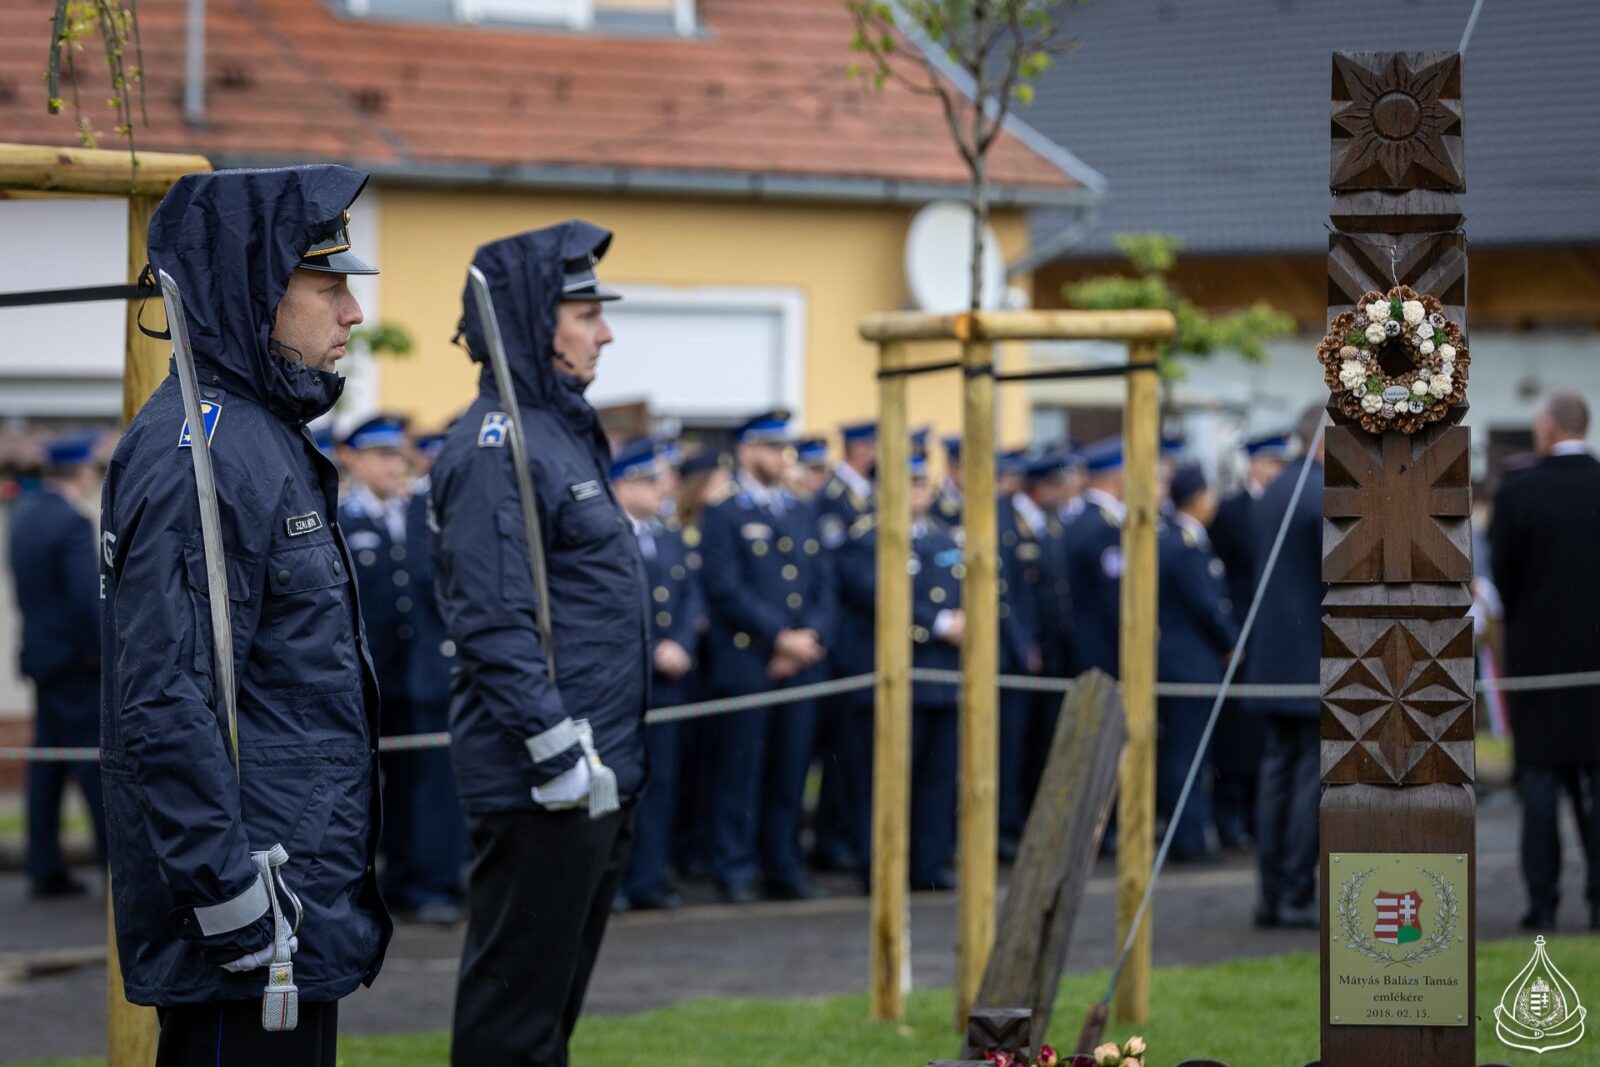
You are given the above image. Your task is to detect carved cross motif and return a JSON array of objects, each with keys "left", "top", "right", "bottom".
[
  {"left": 1331, "top": 52, "right": 1464, "bottom": 192},
  {"left": 1322, "top": 616, "right": 1474, "bottom": 785},
  {"left": 1323, "top": 424, "right": 1472, "bottom": 584}
]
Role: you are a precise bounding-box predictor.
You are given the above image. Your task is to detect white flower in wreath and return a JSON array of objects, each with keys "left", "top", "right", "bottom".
[
  {"left": 1402, "top": 300, "right": 1426, "bottom": 325},
  {"left": 1384, "top": 320, "right": 1402, "bottom": 337},
  {"left": 1412, "top": 378, "right": 1430, "bottom": 396},
  {"left": 1361, "top": 392, "right": 1384, "bottom": 414},
  {"left": 1420, "top": 340, "right": 1435, "bottom": 355},
  {"left": 1439, "top": 343, "right": 1456, "bottom": 360},
  {"left": 1365, "top": 323, "right": 1387, "bottom": 345},
  {"left": 1339, "top": 360, "right": 1365, "bottom": 388},
  {"left": 1367, "top": 300, "right": 1392, "bottom": 323},
  {"left": 1409, "top": 398, "right": 1426, "bottom": 413},
  {"left": 1429, "top": 376, "right": 1452, "bottom": 399}
]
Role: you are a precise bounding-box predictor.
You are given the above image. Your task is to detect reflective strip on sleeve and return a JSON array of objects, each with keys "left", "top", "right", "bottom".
[
  {"left": 192, "top": 876, "right": 270, "bottom": 937},
  {"left": 525, "top": 718, "right": 578, "bottom": 764}
]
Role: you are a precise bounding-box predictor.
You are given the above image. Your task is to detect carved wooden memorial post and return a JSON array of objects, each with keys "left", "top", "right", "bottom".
[{"left": 1318, "top": 52, "right": 1475, "bottom": 1066}]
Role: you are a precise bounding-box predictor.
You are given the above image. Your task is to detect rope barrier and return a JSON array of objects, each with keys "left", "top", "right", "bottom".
[{"left": 4, "top": 664, "right": 1596, "bottom": 762}]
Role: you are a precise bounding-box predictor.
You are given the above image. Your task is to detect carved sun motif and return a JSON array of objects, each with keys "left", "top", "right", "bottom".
[{"left": 1331, "top": 52, "right": 1463, "bottom": 190}]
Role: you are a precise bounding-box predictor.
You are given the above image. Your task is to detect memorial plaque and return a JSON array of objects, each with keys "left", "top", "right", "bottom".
[{"left": 1328, "top": 852, "right": 1469, "bottom": 1027}]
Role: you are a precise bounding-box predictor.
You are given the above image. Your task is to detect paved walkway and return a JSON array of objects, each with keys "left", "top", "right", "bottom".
[{"left": 0, "top": 788, "right": 1584, "bottom": 1063}]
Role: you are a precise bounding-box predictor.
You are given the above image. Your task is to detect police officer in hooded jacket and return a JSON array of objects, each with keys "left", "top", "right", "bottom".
[
  {"left": 99, "top": 165, "right": 391, "bottom": 1065},
  {"left": 430, "top": 221, "right": 648, "bottom": 1067}
]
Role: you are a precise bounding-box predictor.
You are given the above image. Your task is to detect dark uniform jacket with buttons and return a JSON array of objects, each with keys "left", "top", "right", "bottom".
[
  {"left": 339, "top": 489, "right": 415, "bottom": 708},
  {"left": 639, "top": 516, "right": 705, "bottom": 708},
  {"left": 818, "top": 469, "right": 874, "bottom": 681},
  {"left": 995, "top": 499, "right": 1042, "bottom": 674},
  {"left": 1207, "top": 488, "right": 1258, "bottom": 631},
  {"left": 430, "top": 223, "right": 650, "bottom": 813},
  {"left": 700, "top": 480, "right": 834, "bottom": 695},
  {"left": 1241, "top": 458, "right": 1325, "bottom": 718},
  {"left": 1063, "top": 494, "right": 1124, "bottom": 677},
  {"left": 1157, "top": 518, "right": 1238, "bottom": 686},
  {"left": 98, "top": 166, "right": 391, "bottom": 1006},
  {"left": 10, "top": 487, "right": 101, "bottom": 689},
  {"left": 1005, "top": 494, "right": 1072, "bottom": 675},
  {"left": 910, "top": 519, "right": 963, "bottom": 707},
  {"left": 405, "top": 483, "right": 455, "bottom": 711}
]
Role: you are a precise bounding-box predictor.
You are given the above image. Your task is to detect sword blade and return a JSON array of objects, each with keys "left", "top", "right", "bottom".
[
  {"left": 157, "top": 269, "right": 241, "bottom": 777},
  {"left": 467, "top": 265, "right": 557, "bottom": 682}
]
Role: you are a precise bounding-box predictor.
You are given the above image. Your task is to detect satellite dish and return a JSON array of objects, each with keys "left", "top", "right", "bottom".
[{"left": 905, "top": 200, "right": 1005, "bottom": 312}]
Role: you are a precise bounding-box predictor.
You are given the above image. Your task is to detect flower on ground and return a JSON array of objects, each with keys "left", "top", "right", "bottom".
[
  {"left": 1093, "top": 1043, "right": 1122, "bottom": 1066},
  {"left": 1122, "top": 1036, "right": 1146, "bottom": 1056}
]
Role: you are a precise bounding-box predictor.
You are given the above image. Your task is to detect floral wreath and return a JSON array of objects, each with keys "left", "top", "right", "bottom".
[{"left": 1317, "top": 285, "right": 1469, "bottom": 434}]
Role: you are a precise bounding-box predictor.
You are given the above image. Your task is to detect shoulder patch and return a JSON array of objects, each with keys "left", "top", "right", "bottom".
[
  {"left": 478, "top": 411, "right": 509, "bottom": 448},
  {"left": 177, "top": 400, "right": 222, "bottom": 449},
  {"left": 569, "top": 480, "right": 602, "bottom": 502}
]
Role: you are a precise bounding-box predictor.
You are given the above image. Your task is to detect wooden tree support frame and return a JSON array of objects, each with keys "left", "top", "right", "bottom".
[
  {"left": 859, "top": 309, "right": 1174, "bottom": 1029},
  {"left": 1, "top": 141, "right": 212, "bottom": 1067}
]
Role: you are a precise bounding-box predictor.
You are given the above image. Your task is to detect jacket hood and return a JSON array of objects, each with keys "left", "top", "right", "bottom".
[
  {"left": 458, "top": 220, "right": 613, "bottom": 408},
  {"left": 146, "top": 165, "right": 371, "bottom": 423}
]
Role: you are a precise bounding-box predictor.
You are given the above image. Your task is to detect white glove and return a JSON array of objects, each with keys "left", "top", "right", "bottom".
[
  {"left": 532, "top": 755, "right": 591, "bottom": 809},
  {"left": 221, "top": 915, "right": 298, "bottom": 974}
]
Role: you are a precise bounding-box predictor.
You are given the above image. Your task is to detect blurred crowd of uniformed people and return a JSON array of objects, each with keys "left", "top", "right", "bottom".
[
  {"left": 2, "top": 398, "right": 1315, "bottom": 914},
  {"left": 11, "top": 390, "right": 1600, "bottom": 935}
]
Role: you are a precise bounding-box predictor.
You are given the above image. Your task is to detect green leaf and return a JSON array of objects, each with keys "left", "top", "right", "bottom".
[{"left": 1012, "top": 83, "right": 1034, "bottom": 105}]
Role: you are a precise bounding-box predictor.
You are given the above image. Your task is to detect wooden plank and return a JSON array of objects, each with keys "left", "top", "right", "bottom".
[
  {"left": 0, "top": 143, "right": 211, "bottom": 196},
  {"left": 871, "top": 342, "right": 912, "bottom": 1021},
  {"left": 860, "top": 309, "right": 1176, "bottom": 344},
  {"left": 955, "top": 338, "right": 999, "bottom": 1031},
  {"left": 970, "top": 670, "right": 1126, "bottom": 1057},
  {"left": 1113, "top": 338, "right": 1160, "bottom": 1024}
]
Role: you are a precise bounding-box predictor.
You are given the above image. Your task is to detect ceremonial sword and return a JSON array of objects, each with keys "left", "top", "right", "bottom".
[
  {"left": 159, "top": 269, "right": 240, "bottom": 777},
  {"left": 467, "top": 265, "right": 556, "bottom": 683}
]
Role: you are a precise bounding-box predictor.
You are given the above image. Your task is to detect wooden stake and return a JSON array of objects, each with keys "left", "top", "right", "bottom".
[
  {"left": 108, "top": 192, "right": 168, "bottom": 1067},
  {"left": 1113, "top": 339, "right": 1159, "bottom": 1024},
  {"left": 0, "top": 143, "right": 211, "bottom": 196},
  {"left": 955, "top": 339, "right": 998, "bottom": 1031},
  {"left": 870, "top": 342, "right": 913, "bottom": 1021}
]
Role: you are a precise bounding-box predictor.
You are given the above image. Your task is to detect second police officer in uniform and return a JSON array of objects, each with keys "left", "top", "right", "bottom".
[
  {"left": 814, "top": 420, "right": 876, "bottom": 880},
  {"left": 100, "top": 165, "right": 391, "bottom": 1064},
  {"left": 1155, "top": 465, "right": 1238, "bottom": 863},
  {"left": 700, "top": 411, "right": 834, "bottom": 903},
  {"left": 611, "top": 437, "right": 706, "bottom": 911},
  {"left": 431, "top": 221, "right": 648, "bottom": 1065}
]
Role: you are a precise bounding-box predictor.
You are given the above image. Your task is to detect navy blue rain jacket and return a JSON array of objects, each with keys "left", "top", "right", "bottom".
[
  {"left": 99, "top": 166, "right": 391, "bottom": 1006},
  {"left": 430, "top": 222, "right": 650, "bottom": 813}
]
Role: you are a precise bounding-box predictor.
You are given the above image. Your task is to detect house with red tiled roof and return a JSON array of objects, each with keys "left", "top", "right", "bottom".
[{"left": 0, "top": 0, "right": 1102, "bottom": 440}]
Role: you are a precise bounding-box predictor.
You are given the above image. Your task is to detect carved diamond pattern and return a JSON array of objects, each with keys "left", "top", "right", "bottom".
[
  {"left": 1327, "top": 231, "right": 1467, "bottom": 326},
  {"left": 1323, "top": 424, "right": 1472, "bottom": 584},
  {"left": 1322, "top": 616, "right": 1475, "bottom": 785}
]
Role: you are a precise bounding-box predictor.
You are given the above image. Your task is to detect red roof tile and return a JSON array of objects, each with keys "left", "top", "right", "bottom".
[{"left": 0, "top": 0, "right": 1081, "bottom": 198}]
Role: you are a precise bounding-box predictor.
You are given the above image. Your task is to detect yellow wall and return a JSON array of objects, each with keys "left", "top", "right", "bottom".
[{"left": 376, "top": 187, "right": 1033, "bottom": 452}]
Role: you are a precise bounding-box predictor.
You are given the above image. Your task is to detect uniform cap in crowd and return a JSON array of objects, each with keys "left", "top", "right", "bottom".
[
  {"left": 1169, "top": 463, "right": 1208, "bottom": 508},
  {"left": 840, "top": 420, "right": 877, "bottom": 446},
  {"left": 1082, "top": 436, "right": 1124, "bottom": 473},
  {"left": 736, "top": 409, "right": 793, "bottom": 446},
  {"left": 42, "top": 430, "right": 100, "bottom": 469},
  {"left": 610, "top": 437, "right": 663, "bottom": 481},
  {"left": 796, "top": 437, "right": 829, "bottom": 467},
  {"left": 1245, "top": 432, "right": 1290, "bottom": 459},
  {"left": 341, "top": 413, "right": 409, "bottom": 451},
  {"left": 299, "top": 209, "right": 378, "bottom": 276}
]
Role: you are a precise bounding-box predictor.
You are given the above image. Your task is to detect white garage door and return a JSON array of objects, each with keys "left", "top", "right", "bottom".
[{"left": 585, "top": 285, "right": 806, "bottom": 424}]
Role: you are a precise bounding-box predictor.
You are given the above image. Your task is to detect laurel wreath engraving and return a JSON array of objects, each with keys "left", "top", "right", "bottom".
[{"left": 1336, "top": 866, "right": 1459, "bottom": 968}]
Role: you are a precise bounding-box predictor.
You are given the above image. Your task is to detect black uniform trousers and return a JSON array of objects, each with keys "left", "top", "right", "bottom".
[
  {"left": 156, "top": 1000, "right": 338, "bottom": 1066},
  {"left": 26, "top": 677, "right": 107, "bottom": 887},
  {"left": 452, "top": 805, "right": 630, "bottom": 1067},
  {"left": 1254, "top": 713, "right": 1320, "bottom": 915},
  {"left": 1519, "top": 763, "right": 1600, "bottom": 915}
]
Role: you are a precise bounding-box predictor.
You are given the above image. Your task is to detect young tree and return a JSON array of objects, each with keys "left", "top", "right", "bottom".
[
  {"left": 47, "top": 1, "right": 147, "bottom": 151},
  {"left": 1063, "top": 233, "right": 1296, "bottom": 377},
  {"left": 846, "top": 1, "right": 1072, "bottom": 313}
]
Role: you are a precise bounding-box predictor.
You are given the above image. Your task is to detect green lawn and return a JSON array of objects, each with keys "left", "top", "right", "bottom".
[{"left": 22, "top": 936, "right": 1600, "bottom": 1066}]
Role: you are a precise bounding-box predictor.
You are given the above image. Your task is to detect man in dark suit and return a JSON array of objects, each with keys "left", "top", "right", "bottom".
[
  {"left": 8, "top": 431, "right": 109, "bottom": 897},
  {"left": 1247, "top": 405, "right": 1325, "bottom": 928},
  {"left": 1489, "top": 390, "right": 1600, "bottom": 931}
]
